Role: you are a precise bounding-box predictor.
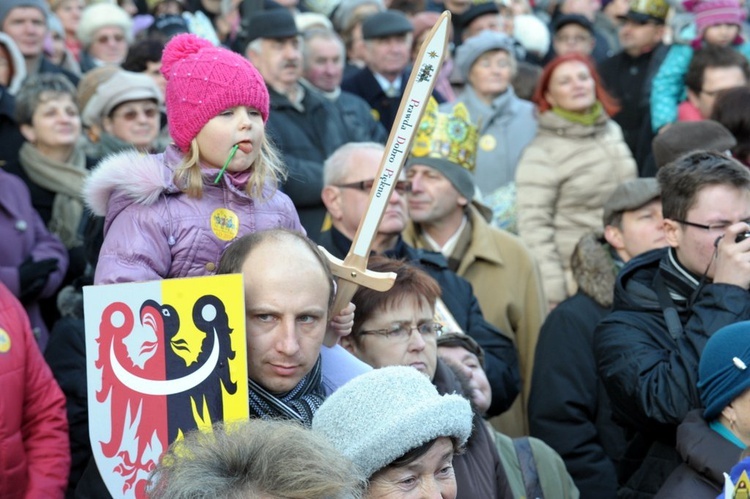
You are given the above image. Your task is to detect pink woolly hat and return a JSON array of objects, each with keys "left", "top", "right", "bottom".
[
  {"left": 161, "top": 34, "right": 269, "bottom": 152},
  {"left": 686, "top": 0, "right": 746, "bottom": 40}
]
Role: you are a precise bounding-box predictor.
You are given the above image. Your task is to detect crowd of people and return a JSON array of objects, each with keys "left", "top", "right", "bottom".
[{"left": 2, "top": 0, "right": 750, "bottom": 497}]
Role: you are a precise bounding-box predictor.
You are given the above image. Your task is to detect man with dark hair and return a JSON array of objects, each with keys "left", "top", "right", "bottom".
[
  {"left": 598, "top": 0, "right": 669, "bottom": 163},
  {"left": 594, "top": 151, "right": 750, "bottom": 497},
  {"left": 684, "top": 45, "right": 750, "bottom": 121}
]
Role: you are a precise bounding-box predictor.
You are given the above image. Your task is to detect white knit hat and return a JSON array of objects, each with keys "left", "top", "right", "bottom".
[
  {"left": 513, "top": 14, "right": 551, "bottom": 58},
  {"left": 76, "top": 3, "right": 133, "bottom": 48},
  {"left": 312, "top": 366, "right": 473, "bottom": 479}
]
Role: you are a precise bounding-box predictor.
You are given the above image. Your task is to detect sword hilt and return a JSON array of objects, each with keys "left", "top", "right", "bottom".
[{"left": 319, "top": 246, "right": 397, "bottom": 347}]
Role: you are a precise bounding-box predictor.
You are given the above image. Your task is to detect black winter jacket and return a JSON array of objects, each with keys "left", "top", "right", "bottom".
[
  {"left": 594, "top": 247, "right": 750, "bottom": 497},
  {"left": 432, "top": 359, "right": 514, "bottom": 499},
  {"left": 529, "top": 233, "right": 627, "bottom": 499},
  {"left": 266, "top": 86, "right": 351, "bottom": 242},
  {"left": 655, "top": 410, "right": 742, "bottom": 499}
]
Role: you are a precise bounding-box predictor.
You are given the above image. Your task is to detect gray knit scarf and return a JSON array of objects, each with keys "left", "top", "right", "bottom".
[
  {"left": 19, "top": 142, "right": 87, "bottom": 248},
  {"left": 247, "top": 356, "right": 324, "bottom": 427}
]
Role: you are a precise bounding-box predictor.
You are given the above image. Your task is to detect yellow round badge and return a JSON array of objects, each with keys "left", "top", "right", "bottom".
[
  {"left": 210, "top": 208, "right": 240, "bottom": 241},
  {"left": 0, "top": 329, "right": 10, "bottom": 353},
  {"left": 479, "top": 134, "right": 497, "bottom": 151}
]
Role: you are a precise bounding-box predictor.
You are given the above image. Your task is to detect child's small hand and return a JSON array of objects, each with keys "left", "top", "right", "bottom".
[{"left": 327, "top": 302, "right": 356, "bottom": 342}]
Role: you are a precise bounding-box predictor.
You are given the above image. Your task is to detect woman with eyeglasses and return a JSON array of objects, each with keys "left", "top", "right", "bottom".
[
  {"left": 341, "top": 255, "right": 515, "bottom": 499},
  {"left": 76, "top": 3, "right": 133, "bottom": 73},
  {"left": 77, "top": 66, "right": 164, "bottom": 159},
  {"left": 515, "top": 53, "right": 636, "bottom": 310}
]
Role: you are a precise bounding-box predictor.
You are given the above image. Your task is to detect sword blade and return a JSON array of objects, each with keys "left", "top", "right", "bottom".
[
  {"left": 323, "top": 11, "right": 451, "bottom": 340},
  {"left": 349, "top": 11, "right": 451, "bottom": 258}
]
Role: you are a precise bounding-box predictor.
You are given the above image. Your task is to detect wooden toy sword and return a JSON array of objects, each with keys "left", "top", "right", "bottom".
[{"left": 320, "top": 11, "right": 452, "bottom": 346}]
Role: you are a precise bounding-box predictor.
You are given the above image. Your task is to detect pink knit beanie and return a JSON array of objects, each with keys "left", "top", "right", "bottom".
[
  {"left": 686, "top": 0, "right": 746, "bottom": 41},
  {"left": 161, "top": 34, "right": 269, "bottom": 152}
]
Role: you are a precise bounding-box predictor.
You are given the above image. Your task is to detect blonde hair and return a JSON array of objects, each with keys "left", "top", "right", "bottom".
[
  {"left": 173, "top": 135, "right": 287, "bottom": 200},
  {"left": 148, "top": 419, "right": 365, "bottom": 499}
]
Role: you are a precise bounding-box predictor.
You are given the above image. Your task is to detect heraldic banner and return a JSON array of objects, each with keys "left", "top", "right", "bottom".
[{"left": 83, "top": 274, "right": 249, "bottom": 498}]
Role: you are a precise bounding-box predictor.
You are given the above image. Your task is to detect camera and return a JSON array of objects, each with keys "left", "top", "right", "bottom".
[{"left": 736, "top": 232, "right": 750, "bottom": 243}]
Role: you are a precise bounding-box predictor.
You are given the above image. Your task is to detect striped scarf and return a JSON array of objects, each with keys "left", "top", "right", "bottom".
[{"left": 247, "top": 356, "right": 324, "bottom": 427}]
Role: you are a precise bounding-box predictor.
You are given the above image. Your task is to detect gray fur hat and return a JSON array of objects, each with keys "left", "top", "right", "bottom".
[{"left": 312, "top": 366, "right": 473, "bottom": 479}]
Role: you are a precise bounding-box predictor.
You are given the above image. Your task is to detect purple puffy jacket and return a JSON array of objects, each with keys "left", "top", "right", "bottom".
[{"left": 85, "top": 146, "right": 303, "bottom": 284}]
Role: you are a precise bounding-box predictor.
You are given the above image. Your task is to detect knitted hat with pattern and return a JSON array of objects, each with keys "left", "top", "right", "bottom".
[
  {"left": 161, "top": 34, "right": 269, "bottom": 152},
  {"left": 687, "top": 0, "right": 746, "bottom": 41},
  {"left": 312, "top": 366, "right": 473, "bottom": 479}
]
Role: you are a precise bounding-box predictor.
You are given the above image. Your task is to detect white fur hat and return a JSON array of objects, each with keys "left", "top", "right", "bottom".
[
  {"left": 76, "top": 3, "right": 133, "bottom": 48},
  {"left": 513, "top": 14, "right": 551, "bottom": 58},
  {"left": 312, "top": 366, "right": 473, "bottom": 479}
]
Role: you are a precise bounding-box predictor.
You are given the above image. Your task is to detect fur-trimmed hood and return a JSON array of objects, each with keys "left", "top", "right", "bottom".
[
  {"left": 0, "top": 32, "right": 27, "bottom": 95},
  {"left": 571, "top": 231, "right": 617, "bottom": 308},
  {"left": 83, "top": 148, "right": 175, "bottom": 219}
]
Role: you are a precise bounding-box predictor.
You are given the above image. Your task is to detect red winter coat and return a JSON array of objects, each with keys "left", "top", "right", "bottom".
[{"left": 0, "top": 283, "right": 69, "bottom": 498}]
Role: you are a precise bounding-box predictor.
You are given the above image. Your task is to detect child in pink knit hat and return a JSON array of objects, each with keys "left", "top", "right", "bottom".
[
  {"left": 651, "top": 0, "right": 750, "bottom": 132},
  {"left": 85, "top": 33, "right": 299, "bottom": 279},
  {"left": 85, "top": 31, "right": 354, "bottom": 361}
]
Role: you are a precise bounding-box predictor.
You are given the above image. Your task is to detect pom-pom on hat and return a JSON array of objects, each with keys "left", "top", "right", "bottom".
[
  {"left": 686, "top": 0, "right": 746, "bottom": 41},
  {"left": 312, "top": 366, "right": 473, "bottom": 479},
  {"left": 698, "top": 321, "right": 750, "bottom": 420},
  {"left": 161, "top": 34, "right": 269, "bottom": 152}
]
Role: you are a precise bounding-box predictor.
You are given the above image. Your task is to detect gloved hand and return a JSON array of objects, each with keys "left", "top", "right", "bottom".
[{"left": 18, "top": 257, "right": 58, "bottom": 303}]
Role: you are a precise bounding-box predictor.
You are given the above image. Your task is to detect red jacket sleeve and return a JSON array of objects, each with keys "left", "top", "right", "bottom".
[{"left": 6, "top": 285, "right": 70, "bottom": 498}]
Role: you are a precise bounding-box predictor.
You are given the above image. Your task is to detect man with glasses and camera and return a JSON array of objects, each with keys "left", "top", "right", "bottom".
[
  {"left": 594, "top": 150, "right": 750, "bottom": 497},
  {"left": 320, "top": 141, "right": 520, "bottom": 418}
]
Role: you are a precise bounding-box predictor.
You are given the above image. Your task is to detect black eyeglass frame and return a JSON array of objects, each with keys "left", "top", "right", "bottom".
[{"left": 335, "top": 179, "right": 412, "bottom": 195}]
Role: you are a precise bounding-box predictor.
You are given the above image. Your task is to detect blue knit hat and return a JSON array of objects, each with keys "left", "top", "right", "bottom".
[{"left": 698, "top": 321, "right": 750, "bottom": 420}]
